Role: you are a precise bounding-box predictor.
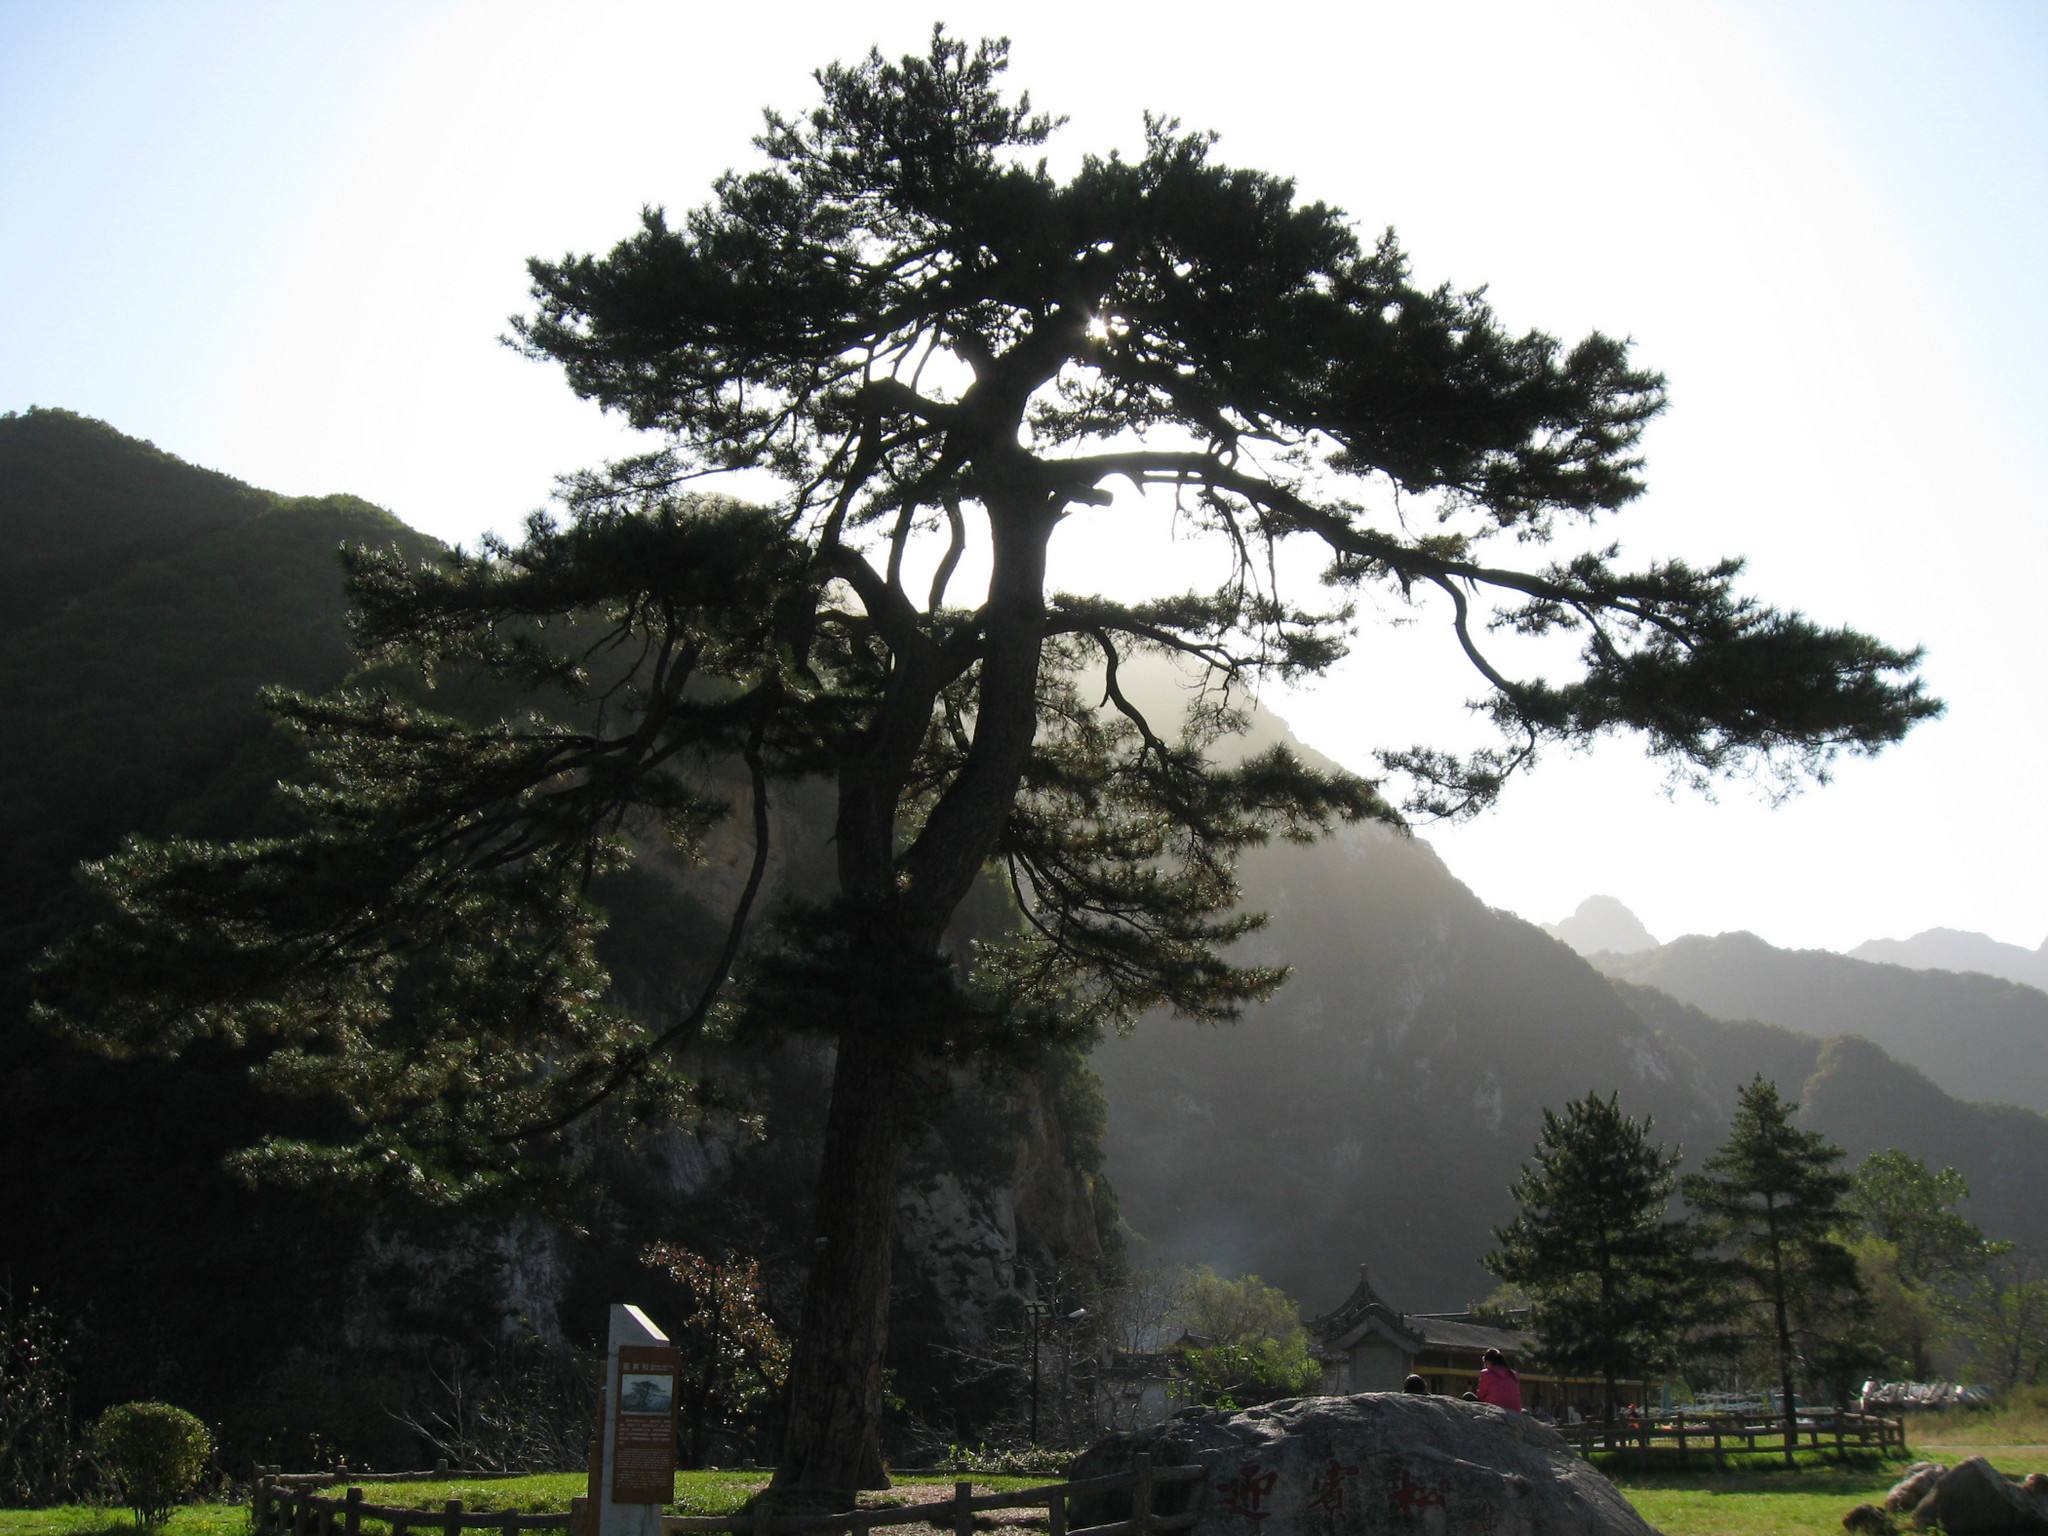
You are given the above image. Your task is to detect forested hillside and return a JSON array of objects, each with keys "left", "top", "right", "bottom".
[
  {"left": 0, "top": 412, "right": 1111, "bottom": 1464},
  {"left": 0, "top": 410, "right": 441, "bottom": 1453}
]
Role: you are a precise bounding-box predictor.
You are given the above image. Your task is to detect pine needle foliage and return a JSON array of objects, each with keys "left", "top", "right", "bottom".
[
  {"left": 1486, "top": 1093, "right": 1701, "bottom": 1421},
  {"left": 1685, "top": 1077, "right": 1871, "bottom": 1460}
]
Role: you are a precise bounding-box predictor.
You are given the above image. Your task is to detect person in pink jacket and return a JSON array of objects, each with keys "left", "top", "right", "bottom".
[{"left": 1476, "top": 1347, "right": 1523, "bottom": 1412}]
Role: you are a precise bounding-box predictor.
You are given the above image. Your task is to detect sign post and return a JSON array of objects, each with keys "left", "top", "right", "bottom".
[{"left": 597, "top": 1304, "right": 677, "bottom": 1536}]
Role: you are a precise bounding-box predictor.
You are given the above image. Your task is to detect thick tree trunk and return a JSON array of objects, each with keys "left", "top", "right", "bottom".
[
  {"left": 774, "top": 488, "right": 1056, "bottom": 1500},
  {"left": 1776, "top": 1299, "right": 1799, "bottom": 1465},
  {"left": 772, "top": 1028, "right": 913, "bottom": 1501}
]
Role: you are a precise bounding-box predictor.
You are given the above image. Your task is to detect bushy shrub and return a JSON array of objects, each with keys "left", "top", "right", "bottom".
[
  {"left": 935, "top": 1441, "right": 1074, "bottom": 1476},
  {"left": 93, "top": 1401, "right": 213, "bottom": 1527}
]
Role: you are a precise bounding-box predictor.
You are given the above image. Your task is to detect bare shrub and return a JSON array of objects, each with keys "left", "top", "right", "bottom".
[
  {"left": 0, "top": 1279, "right": 86, "bottom": 1504},
  {"left": 390, "top": 1333, "right": 597, "bottom": 1473}
]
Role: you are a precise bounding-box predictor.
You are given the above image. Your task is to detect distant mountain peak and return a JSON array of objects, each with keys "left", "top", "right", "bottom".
[
  {"left": 1543, "top": 895, "right": 1659, "bottom": 956},
  {"left": 1848, "top": 928, "right": 2048, "bottom": 991}
]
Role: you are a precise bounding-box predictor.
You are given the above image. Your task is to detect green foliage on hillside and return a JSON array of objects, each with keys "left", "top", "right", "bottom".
[
  {"left": 0, "top": 409, "right": 430, "bottom": 964},
  {"left": 1609, "top": 982, "right": 2048, "bottom": 1280}
]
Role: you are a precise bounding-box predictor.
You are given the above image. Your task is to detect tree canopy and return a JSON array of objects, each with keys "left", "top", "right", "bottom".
[
  {"left": 1842, "top": 1149, "right": 2002, "bottom": 1379},
  {"left": 41, "top": 30, "right": 1937, "bottom": 1495},
  {"left": 1847, "top": 1149, "right": 2001, "bottom": 1289},
  {"left": 1170, "top": 1268, "right": 1319, "bottom": 1410}
]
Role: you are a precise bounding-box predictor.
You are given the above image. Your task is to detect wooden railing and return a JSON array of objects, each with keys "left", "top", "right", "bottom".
[
  {"left": 1551, "top": 1410, "right": 1907, "bottom": 1461},
  {"left": 252, "top": 1462, "right": 572, "bottom": 1536},
  {"left": 252, "top": 1454, "right": 1202, "bottom": 1536},
  {"left": 662, "top": 1458, "right": 1203, "bottom": 1536}
]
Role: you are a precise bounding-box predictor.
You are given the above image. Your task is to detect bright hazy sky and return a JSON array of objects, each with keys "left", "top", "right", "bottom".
[{"left": 5, "top": 1, "right": 2044, "bottom": 956}]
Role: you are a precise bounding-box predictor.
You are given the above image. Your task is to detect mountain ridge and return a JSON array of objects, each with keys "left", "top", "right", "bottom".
[
  {"left": 1849, "top": 926, "right": 2048, "bottom": 990},
  {"left": 1542, "top": 894, "right": 1660, "bottom": 956},
  {"left": 1593, "top": 931, "right": 2048, "bottom": 1114}
]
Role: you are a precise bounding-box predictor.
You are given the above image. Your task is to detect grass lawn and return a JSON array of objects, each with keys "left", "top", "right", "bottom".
[
  {"left": 1610, "top": 1439, "right": 2048, "bottom": 1536},
  {"left": 0, "top": 1472, "right": 1053, "bottom": 1536},
  {"left": 8, "top": 1443, "right": 2045, "bottom": 1536}
]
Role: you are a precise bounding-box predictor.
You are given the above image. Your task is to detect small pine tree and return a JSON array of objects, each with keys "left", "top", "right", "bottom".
[
  {"left": 1484, "top": 1093, "right": 1700, "bottom": 1422},
  {"left": 1684, "top": 1077, "right": 1868, "bottom": 1462}
]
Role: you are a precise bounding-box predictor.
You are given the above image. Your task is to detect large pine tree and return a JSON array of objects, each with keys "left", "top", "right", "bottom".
[
  {"left": 1685, "top": 1077, "right": 1869, "bottom": 1461},
  {"left": 1485, "top": 1093, "right": 1699, "bottom": 1427},
  {"left": 43, "top": 33, "right": 1937, "bottom": 1496}
]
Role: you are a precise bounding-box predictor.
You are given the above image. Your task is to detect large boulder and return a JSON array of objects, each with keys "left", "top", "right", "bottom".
[
  {"left": 1068, "top": 1394, "right": 1659, "bottom": 1536},
  {"left": 1900, "top": 1456, "right": 2048, "bottom": 1532},
  {"left": 1886, "top": 1464, "right": 1946, "bottom": 1513}
]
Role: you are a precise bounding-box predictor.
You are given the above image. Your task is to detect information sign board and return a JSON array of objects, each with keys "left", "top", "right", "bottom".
[{"left": 610, "top": 1343, "right": 678, "bottom": 1505}]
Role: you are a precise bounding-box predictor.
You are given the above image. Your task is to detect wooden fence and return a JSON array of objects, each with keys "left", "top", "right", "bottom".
[
  {"left": 252, "top": 1455, "right": 1203, "bottom": 1536},
  {"left": 252, "top": 1465, "right": 571, "bottom": 1536},
  {"left": 1551, "top": 1410, "right": 1907, "bottom": 1461}
]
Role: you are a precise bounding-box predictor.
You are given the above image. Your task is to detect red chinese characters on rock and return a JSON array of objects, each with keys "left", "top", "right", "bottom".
[
  {"left": 1387, "top": 1467, "right": 1447, "bottom": 1517},
  {"left": 1216, "top": 1463, "right": 1280, "bottom": 1522},
  {"left": 1306, "top": 1459, "right": 1359, "bottom": 1516}
]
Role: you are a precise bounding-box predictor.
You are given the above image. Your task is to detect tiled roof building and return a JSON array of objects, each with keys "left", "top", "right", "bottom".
[{"left": 1309, "top": 1264, "right": 1655, "bottom": 1419}]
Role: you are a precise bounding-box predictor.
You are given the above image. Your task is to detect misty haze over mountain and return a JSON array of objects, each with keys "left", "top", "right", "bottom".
[{"left": 1850, "top": 927, "right": 2048, "bottom": 991}]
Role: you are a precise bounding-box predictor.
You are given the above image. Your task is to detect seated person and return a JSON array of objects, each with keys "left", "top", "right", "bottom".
[{"left": 1475, "top": 1348, "right": 1523, "bottom": 1412}]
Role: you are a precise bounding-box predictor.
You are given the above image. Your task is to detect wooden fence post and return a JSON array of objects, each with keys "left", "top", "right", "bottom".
[
  {"left": 445, "top": 1498, "right": 465, "bottom": 1536},
  {"left": 952, "top": 1481, "right": 973, "bottom": 1536},
  {"left": 345, "top": 1487, "right": 363, "bottom": 1536},
  {"left": 1048, "top": 1476, "right": 1066, "bottom": 1536},
  {"left": 1133, "top": 1454, "right": 1154, "bottom": 1536}
]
